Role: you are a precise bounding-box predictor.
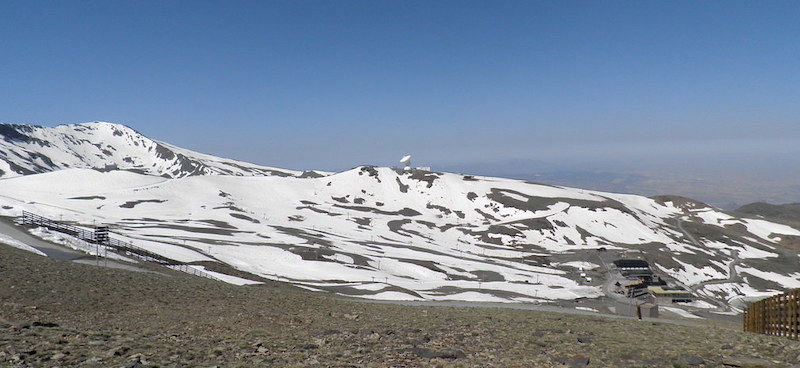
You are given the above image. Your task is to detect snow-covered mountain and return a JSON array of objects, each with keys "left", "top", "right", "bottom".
[
  {"left": 0, "top": 122, "right": 319, "bottom": 178},
  {"left": 1, "top": 122, "right": 799, "bottom": 315}
]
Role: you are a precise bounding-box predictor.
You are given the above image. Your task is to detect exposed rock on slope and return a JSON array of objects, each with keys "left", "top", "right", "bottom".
[
  {"left": 0, "top": 122, "right": 311, "bottom": 178},
  {"left": 1, "top": 122, "right": 800, "bottom": 312}
]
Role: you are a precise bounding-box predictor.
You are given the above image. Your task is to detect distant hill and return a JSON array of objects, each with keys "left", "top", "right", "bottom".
[{"left": 735, "top": 202, "right": 800, "bottom": 223}]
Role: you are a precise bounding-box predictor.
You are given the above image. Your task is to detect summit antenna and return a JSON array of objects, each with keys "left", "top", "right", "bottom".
[{"left": 400, "top": 155, "right": 411, "bottom": 172}]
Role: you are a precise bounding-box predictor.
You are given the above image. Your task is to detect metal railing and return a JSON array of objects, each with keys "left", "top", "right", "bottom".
[
  {"left": 166, "top": 264, "right": 220, "bottom": 279},
  {"left": 21, "top": 211, "right": 96, "bottom": 242},
  {"left": 20, "top": 211, "right": 220, "bottom": 281},
  {"left": 744, "top": 289, "right": 800, "bottom": 340}
]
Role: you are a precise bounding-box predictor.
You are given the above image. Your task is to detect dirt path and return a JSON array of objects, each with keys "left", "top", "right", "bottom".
[{"left": 675, "top": 217, "right": 743, "bottom": 291}]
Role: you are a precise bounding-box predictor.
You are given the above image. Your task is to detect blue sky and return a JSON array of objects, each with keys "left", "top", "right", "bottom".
[{"left": 1, "top": 1, "right": 799, "bottom": 203}]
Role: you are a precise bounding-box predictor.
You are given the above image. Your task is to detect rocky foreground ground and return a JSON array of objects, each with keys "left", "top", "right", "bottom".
[{"left": 2, "top": 245, "right": 800, "bottom": 368}]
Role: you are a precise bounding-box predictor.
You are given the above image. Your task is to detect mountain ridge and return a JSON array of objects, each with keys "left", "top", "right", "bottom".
[
  {"left": 1, "top": 122, "right": 799, "bottom": 317},
  {"left": 0, "top": 122, "right": 317, "bottom": 179}
]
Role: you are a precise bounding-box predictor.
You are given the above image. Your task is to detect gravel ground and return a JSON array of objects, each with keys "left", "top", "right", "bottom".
[{"left": 2, "top": 245, "right": 800, "bottom": 368}]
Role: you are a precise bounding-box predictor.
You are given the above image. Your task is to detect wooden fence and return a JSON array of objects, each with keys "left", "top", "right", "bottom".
[{"left": 744, "top": 289, "right": 800, "bottom": 340}]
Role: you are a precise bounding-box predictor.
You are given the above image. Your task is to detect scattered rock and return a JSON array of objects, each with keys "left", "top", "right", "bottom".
[
  {"left": 126, "top": 359, "right": 150, "bottom": 368},
  {"left": 32, "top": 321, "right": 59, "bottom": 328},
  {"left": 723, "top": 357, "right": 774, "bottom": 367},
  {"left": 13, "top": 321, "right": 32, "bottom": 330},
  {"left": 316, "top": 329, "right": 339, "bottom": 336},
  {"left": 531, "top": 340, "right": 548, "bottom": 348},
  {"left": 360, "top": 330, "right": 380, "bottom": 340},
  {"left": 554, "top": 355, "right": 590, "bottom": 367},
  {"left": 676, "top": 354, "right": 705, "bottom": 366},
  {"left": 9, "top": 353, "right": 23, "bottom": 363},
  {"left": 533, "top": 328, "right": 564, "bottom": 336},
  {"left": 410, "top": 347, "right": 466, "bottom": 359},
  {"left": 410, "top": 335, "right": 431, "bottom": 346},
  {"left": 634, "top": 359, "right": 661, "bottom": 367},
  {"left": 2, "top": 242, "right": 797, "bottom": 368},
  {"left": 84, "top": 356, "right": 103, "bottom": 364},
  {"left": 105, "top": 347, "right": 126, "bottom": 357}
]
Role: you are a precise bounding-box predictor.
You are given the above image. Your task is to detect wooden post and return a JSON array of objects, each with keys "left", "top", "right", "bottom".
[{"left": 744, "top": 289, "right": 800, "bottom": 340}]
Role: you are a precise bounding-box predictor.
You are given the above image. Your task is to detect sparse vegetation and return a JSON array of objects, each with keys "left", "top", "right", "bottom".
[{"left": 2, "top": 245, "right": 799, "bottom": 367}]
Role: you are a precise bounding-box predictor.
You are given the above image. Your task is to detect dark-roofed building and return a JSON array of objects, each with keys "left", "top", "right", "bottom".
[
  {"left": 613, "top": 259, "right": 653, "bottom": 277},
  {"left": 623, "top": 279, "right": 650, "bottom": 298}
]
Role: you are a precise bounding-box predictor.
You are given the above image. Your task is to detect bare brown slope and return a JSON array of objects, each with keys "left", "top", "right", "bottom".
[
  {"left": 1, "top": 245, "right": 799, "bottom": 367},
  {"left": 735, "top": 202, "right": 800, "bottom": 224}
]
